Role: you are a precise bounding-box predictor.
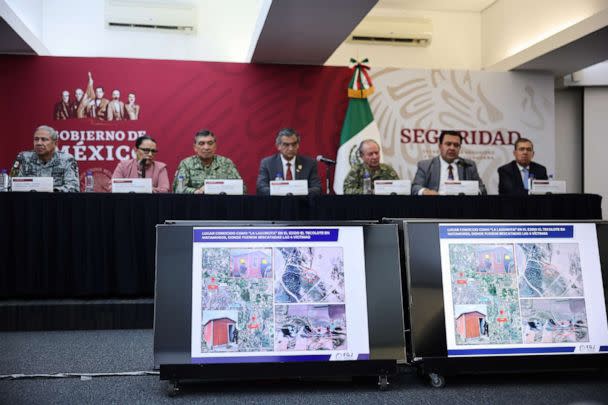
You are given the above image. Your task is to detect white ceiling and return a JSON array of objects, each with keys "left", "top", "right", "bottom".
[
  {"left": 0, "top": 0, "right": 501, "bottom": 62},
  {"left": 375, "top": 0, "right": 497, "bottom": 12},
  {"left": 1, "top": 0, "right": 606, "bottom": 80}
]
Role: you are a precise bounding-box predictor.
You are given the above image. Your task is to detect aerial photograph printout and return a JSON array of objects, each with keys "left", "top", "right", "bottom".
[
  {"left": 200, "top": 248, "right": 274, "bottom": 353},
  {"left": 439, "top": 223, "right": 608, "bottom": 357},
  {"left": 190, "top": 227, "right": 370, "bottom": 363},
  {"left": 449, "top": 244, "right": 522, "bottom": 345},
  {"left": 275, "top": 304, "right": 347, "bottom": 351},
  {"left": 274, "top": 247, "right": 345, "bottom": 304}
]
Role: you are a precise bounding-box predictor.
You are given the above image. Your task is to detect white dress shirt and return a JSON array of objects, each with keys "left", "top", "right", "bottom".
[
  {"left": 438, "top": 157, "right": 460, "bottom": 194},
  {"left": 279, "top": 155, "right": 296, "bottom": 180},
  {"left": 418, "top": 157, "right": 459, "bottom": 195}
]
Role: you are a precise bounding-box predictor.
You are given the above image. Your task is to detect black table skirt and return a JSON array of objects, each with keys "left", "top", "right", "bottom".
[{"left": 0, "top": 193, "right": 602, "bottom": 299}]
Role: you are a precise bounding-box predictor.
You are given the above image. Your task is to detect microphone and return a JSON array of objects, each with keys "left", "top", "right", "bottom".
[
  {"left": 316, "top": 155, "right": 336, "bottom": 165},
  {"left": 456, "top": 159, "right": 469, "bottom": 180},
  {"left": 140, "top": 158, "right": 147, "bottom": 178}
]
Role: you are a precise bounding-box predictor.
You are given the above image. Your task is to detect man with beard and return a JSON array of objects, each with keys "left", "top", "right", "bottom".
[
  {"left": 53, "top": 90, "right": 73, "bottom": 120},
  {"left": 107, "top": 89, "right": 125, "bottom": 121},
  {"left": 72, "top": 88, "right": 87, "bottom": 118}
]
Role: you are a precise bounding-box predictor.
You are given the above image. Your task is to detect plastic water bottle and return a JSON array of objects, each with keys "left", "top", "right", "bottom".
[
  {"left": 275, "top": 173, "right": 283, "bottom": 181},
  {"left": 176, "top": 175, "right": 185, "bottom": 193},
  {"left": 85, "top": 170, "right": 94, "bottom": 192},
  {"left": 362, "top": 170, "right": 372, "bottom": 194},
  {"left": 0, "top": 169, "right": 8, "bottom": 192}
]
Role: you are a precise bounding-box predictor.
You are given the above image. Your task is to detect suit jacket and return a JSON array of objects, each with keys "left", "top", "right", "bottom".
[
  {"left": 54, "top": 101, "right": 72, "bottom": 120},
  {"left": 498, "top": 160, "right": 548, "bottom": 195},
  {"left": 411, "top": 156, "right": 487, "bottom": 195},
  {"left": 256, "top": 154, "right": 321, "bottom": 195},
  {"left": 87, "top": 98, "right": 110, "bottom": 120}
]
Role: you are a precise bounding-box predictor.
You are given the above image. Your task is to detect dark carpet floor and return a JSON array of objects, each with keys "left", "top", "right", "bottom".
[{"left": 0, "top": 329, "right": 607, "bottom": 405}]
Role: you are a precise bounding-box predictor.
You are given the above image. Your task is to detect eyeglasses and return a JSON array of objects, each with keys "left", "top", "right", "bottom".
[
  {"left": 280, "top": 142, "right": 299, "bottom": 148},
  {"left": 139, "top": 148, "right": 158, "bottom": 154}
]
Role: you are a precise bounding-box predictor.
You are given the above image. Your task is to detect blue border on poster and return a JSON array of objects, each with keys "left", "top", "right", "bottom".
[
  {"left": 192, "top": 354, "right": 370, "bottom": 364},
  {"left": 439, "top": 225, "right": 574, "bottom": 239},
  {"left": 448, "top": 347, "right": 576, "bottom": 355},
  {"left": 193, "top": 228, "right": 340, "bottom": 243}
]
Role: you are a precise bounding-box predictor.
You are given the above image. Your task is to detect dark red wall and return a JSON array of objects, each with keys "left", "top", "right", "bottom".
[{"left": 0, "top": 56, "right": 351, "bottom": 192}]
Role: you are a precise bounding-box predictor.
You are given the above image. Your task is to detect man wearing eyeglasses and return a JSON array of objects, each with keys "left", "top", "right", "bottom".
[
  {"left": 173, "top": 129, "right": 244, "bottom": 194},
  {"left": 112, "top": 135, "right": 170, "bottom": 193},
  {"left": 256, "top": 128, "right": 322, "bottom": 195},
  {"left": 498, "top": 138, "right": 547, "bottom": 195}
]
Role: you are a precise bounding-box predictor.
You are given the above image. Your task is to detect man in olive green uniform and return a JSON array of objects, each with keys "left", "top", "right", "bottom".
[
  {"left": 11, "top": 125, "right": 80, "bottom": 192},
  {"left": 173, "top": 129, "right": 245, "bottom": 194},
  {"left": 343, "top": 139, "right": 399, "bottom": 194}
]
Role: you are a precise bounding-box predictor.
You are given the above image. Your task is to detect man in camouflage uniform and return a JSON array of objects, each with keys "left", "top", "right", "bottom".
[
  {"left": 173, "top": 129, "right": 245, "bottom": 194},
  {"left": 343, "top": 139, "right": 399, "bottom": 194},
  {"left": 11, "top": 125, "right": 80, "bottom": 192}
]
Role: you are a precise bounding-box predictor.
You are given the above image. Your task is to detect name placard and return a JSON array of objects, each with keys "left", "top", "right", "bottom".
[
  {"left": 442, "top": 180, "right": 480, "bottom": 195},
  {"left": 529, "top": 180, "right": 566, "bottom": 194},
  {"left": 373, "top": 180, "right": 411, "bottom": 195},
  {"left": 270, "top": 180, "right": 308, "bottom": 196},
  {"left": 111, "top": 178, "right": 153, "bottom": 193},
  {"left": 204, "top": 179, "right": 244, "bottom": 195},
  {"left": 11, "top": 177, "right": 53, "bottom": 192}
]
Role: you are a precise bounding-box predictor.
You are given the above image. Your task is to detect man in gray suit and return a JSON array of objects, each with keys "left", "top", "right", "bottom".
[
  {"left": 256, "top": 128, "right": 322, "bottom": 195},
  {"left": 411, "top": 130, "right": 486, "bottom": 195}
]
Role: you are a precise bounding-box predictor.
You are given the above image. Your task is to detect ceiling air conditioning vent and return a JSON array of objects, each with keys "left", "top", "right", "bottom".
[
  {"left": 349, "top": 17, "right": 432, "bottom": 47},
  {"left": 105, "top": 0, "right": 197, "bottom": 33}
]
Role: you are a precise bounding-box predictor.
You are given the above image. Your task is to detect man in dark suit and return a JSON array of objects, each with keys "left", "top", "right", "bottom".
[
  {"left": 256, "top": 128, "right": 322, "bottom": 195},
  {"left": 411, "top": 130, "right": 486, "bottom": 195},
  {"left": 498, "top": 138, "right": 547, "bottom": 195}
]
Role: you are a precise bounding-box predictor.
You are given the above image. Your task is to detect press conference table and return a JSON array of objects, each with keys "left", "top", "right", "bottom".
[{"left": 0, "top": 192, "right": 601, "bottom": 299}]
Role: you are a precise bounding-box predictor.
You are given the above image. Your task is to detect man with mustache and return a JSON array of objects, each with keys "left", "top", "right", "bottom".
[{"left": 11, "top": 125, "right": 80, "bottom": 192}]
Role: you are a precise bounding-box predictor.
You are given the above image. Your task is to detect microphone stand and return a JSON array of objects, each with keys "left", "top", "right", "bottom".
[
  {"left": 316, "top": 157, "right": 335, "bottom": 194},
  {"left": 325, "top": 163, "right": 331, "bottom": 195}
]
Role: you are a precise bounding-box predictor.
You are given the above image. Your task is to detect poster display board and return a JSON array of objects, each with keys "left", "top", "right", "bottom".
[
  {"left": 190, "top": 226, "right": 370, "bottom": 364},
  {"left": 439, "top": 223, "right": 608, "bottom": 357}
]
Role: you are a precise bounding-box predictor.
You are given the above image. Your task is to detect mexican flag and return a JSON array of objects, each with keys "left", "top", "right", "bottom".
[{"left": 333, "top": 59, "right": 382, "bottom": 194}]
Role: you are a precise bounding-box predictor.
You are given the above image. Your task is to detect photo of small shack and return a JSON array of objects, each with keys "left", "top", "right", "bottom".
[
  {"left": 455, "top": 307, "right": 488, "bottom": 340},
  {"left": 475, "top": 245, "right": 514, "bottom": 273},
  {"left": 202, "top": 310, "right": 239, "bottom": 350},
  {"left": 231, "top": 249, "right": 272, "bottom": 278}
]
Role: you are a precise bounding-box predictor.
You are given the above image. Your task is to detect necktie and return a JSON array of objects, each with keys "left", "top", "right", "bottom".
[
  {"left": 447, "top": 164, "right": 454, "bottom": 180},
  {"left": 285, "top": 162, "right": 293, "bottom": 180},
  {"left": 522, "top": 168, "right": 529, "bottom": 190}
]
